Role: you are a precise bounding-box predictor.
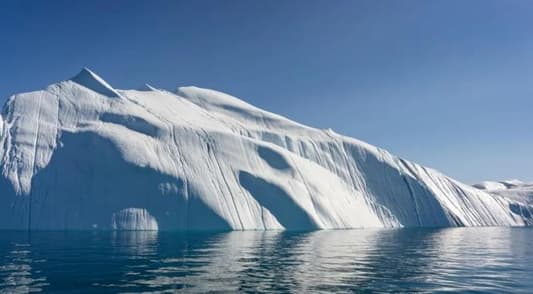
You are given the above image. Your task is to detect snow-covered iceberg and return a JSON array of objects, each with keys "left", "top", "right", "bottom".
[
  {"left": 0, "top": 68, "right": 531, "bottom": 230},
  {"left": 474, "top": 180, "right": 533, "bottom": 216}
]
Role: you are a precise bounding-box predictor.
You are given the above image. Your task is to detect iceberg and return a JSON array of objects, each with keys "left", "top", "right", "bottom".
[
  {"left": 0, "top": 69, "right": 531, "bottom": 230},
  {"left": 474, "top": 180, "right": 533, "bottom": 214}
]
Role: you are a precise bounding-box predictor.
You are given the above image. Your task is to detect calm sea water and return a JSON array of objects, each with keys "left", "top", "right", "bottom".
[{"left": 0, "top": 228, "right": 532, "bottom": 293}]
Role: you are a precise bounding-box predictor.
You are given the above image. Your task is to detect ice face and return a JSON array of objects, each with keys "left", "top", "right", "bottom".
[{"left": 0, "top": 68, "right": 531, "bottom": 230}]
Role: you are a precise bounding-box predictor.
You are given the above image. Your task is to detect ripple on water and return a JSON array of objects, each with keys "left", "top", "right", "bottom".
[{"left": 0, "top": 228, "right": 532, "bottom": 293}]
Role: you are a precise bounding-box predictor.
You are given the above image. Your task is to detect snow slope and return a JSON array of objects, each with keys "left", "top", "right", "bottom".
[
  {"left": 0, "top": 68, "right": 531, "bottom": 230},
  {"left": 475, "top": 180, "right": 533, "bottom": 204},
  {"left": 473, "top": 180, "right": 533, "bottom": 222}
]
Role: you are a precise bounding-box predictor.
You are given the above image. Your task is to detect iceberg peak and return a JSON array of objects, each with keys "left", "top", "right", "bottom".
[{"left": 70, "top": 67, "right": 120, "bottom": 98}]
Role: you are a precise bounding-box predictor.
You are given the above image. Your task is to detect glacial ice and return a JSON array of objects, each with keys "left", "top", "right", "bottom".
[
  {"left": 0, "top": 68, "right": 531, "bottom": 230},
  {"left": 475, "top": 180, "right": 533, "bottom": 205}
]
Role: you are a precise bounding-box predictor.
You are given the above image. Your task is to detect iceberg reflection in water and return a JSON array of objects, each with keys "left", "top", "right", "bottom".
[{"left": 0, "top": 228, "right": 532, "bottom": 293}]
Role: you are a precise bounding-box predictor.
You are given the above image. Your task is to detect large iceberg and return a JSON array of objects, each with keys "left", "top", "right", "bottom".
[{"left": 0, "top": 68, "right": 531, "bottom": 230}]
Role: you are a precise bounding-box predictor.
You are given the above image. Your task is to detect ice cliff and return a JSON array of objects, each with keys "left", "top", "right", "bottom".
[{"left": 0, "top": 68, "right": 531, "bottom": 230}]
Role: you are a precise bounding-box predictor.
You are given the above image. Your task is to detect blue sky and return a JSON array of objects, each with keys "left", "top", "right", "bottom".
[{"left": 1, "top": 0, "right": 532, "bottom": 183}]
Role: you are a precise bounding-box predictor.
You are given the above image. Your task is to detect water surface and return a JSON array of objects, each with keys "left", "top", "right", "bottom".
[{"left": 1, "top": 227, "right": 532, "bottom": 293}]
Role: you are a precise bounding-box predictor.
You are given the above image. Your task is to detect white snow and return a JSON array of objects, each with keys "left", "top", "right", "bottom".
[
  {"left": 0, "top": 68, "right": 531, "bottom": 230},
  {"left": 71, "top": 67, "right": 121, "bottom": 97},
  {"left": 475, "top": 180, "right": 533, "bottom": 205},
  {"left": 473, "top": 179, "right": 527, "bottom": 191},
  {"left": 473, "top": 181, "right": 508, "bottom": 191}
]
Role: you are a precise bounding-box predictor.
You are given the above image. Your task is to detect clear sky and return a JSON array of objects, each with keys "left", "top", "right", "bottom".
[{"left": 1, "top": 0, "right": 532, "bottom": 183}]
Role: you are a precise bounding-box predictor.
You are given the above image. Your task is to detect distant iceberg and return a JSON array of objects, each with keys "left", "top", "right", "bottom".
[{"left": 0, "top": 68, "right": 531, "bottom": 230}]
